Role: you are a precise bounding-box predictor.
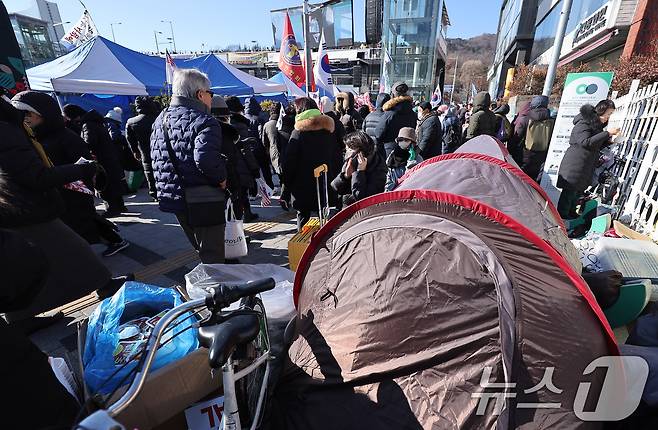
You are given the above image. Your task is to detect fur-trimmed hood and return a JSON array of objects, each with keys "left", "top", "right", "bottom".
[
  {"left": 335, "top": 92, "right": 355, "bottom": 113},
  {"left": 383, "top": 95, "right": 413, "bottom": 112},
  {"left": 573, "top": 104, "right": 600, "bottom": 126},
  {"left": 294, "top": 113, "right": 335, "bottom": 133}
]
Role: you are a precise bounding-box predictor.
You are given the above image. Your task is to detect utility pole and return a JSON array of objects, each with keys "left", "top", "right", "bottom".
[
  {"left": 162, "top": 20, "right": 177, "bottom": 53},
  {"left": 153, "top": 31, "right": 160, "bottom": 54},
  {"left": 543, "top": 0, "right": 573, "bottom": 96},
  {"left": 449, "top": 55, "right": 458, "bottom": 105}
]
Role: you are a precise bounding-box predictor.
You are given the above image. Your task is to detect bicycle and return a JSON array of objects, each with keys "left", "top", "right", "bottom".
[{"left": 75, "top": 277, "right": 276, "bottom": 430}]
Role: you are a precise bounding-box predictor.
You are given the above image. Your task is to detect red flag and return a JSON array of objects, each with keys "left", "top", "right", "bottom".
[{"left": 278, "top": 13, "right": 306, "bottom": 89}]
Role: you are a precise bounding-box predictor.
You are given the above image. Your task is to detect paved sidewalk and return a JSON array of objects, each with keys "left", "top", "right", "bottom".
[{"left": 30, "top": 187, "right": 297, "bottom": 362}]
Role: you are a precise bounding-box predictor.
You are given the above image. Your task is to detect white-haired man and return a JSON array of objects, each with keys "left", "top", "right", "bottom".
[{"left": 150, "top": 68, "right": 228, "bottom": 263}]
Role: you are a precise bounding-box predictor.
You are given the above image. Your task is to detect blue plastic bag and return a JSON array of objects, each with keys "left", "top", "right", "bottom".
[{"left": 83, "top": 282, "right": 198, "bottom": 395}]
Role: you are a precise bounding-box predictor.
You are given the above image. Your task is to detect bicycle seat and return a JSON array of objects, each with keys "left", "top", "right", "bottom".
[{"left": 198, "top": 314, "right": 260, "bottom": 369}]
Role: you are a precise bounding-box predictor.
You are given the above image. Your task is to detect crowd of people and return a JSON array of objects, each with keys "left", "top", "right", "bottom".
[
  {"left": 0, "top": 66, "right": 622, "bottom": 288},
  {"left": 0, "top": 62, "right": 627, "bottom": 427}
]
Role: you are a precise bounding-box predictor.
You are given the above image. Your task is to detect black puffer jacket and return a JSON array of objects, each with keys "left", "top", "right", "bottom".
[
  {"left": 12, "top": 91, "right": 93, "bottom": 166},
  {"left": 283, "top": 113, "right": 340, "bottom": 212},
  {"left": 80, "top": 110, "right": 125, "bottom": 186},
  {"left": 263, "top": 114, "right": 294, "bottom": 175},
  {"left": 218, "top": 121, "right": 251, "bottom": 195},
  {"left": 244, "top": 96, "right": 268, "bottom": 138},
  {"left": 335, "top": 92, "right": 363, "bottom": 134},
  {"left": 126, "top": 97, "right": 158, "bottom": 161},
  {"left": 373, "top": 95, "right": 417, "bottom": 157},
  {"left": 466, "top": 92, "right": 498, "bottom": 140},
  {"left": 558, "top": 104, "right": 611, "bottom": 192},
  {"left": 330, "top": 151, "right": 387, "bottom": 206},
  {"left": 13, "top": 92, "right": 100, "bottom": 241},
  {"left": 416, "top": 112, "right": 442, "bottom": 159},
  {"left": 362, "top": 93, "right": 391, "bottom": 157},
  {"left": 0, "top": 99, "right": 94, "bottom": 227},
  {"left": 229, "top": 113, "right": 259, "bottom": 188}
]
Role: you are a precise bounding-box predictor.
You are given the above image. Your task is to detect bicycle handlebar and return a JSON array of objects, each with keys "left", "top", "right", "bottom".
[
  {"left": 204, "top": 278, "right": 275, "bottom": 310},
  {"left": 106, "top": 277, "right": 275, "bottom": 418}
]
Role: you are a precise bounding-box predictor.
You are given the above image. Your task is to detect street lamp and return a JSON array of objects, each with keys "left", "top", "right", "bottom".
[
  {"left": 161, "top": 20, "right": 177, "bottom": 53},
  {"left": 110, "top": 22, "right": 122, "bottom": 43},
  {"left": 301, "top": 0, "right": 340, "bottom": 95},
  {"left": 154, "top": 31, "right": 173, "bottom": 54}
]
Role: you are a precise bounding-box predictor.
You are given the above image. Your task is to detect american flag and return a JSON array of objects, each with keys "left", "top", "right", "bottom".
[
  {"left": 256, "top": 177, "right": 273, "bottom": 207},
  {"left": 165, "top": 50, "right": 177, "bottom": 85}
]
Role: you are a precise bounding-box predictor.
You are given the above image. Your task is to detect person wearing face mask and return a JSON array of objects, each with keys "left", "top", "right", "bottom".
[
  {"left": 330, "top": 131, "right": 387, "bottom": 206},
  {"left": 0, "top": 90, "right": 130, "bottom": 324},
  {"left": 557, "top": 100, "right": 620, "bottom": 219},
  {"left": 150, "top": 69, "right": 227, "bottom": 263},
  {"left": 385, "top": 127, "right": 424, "bottom": 191},
  {"left": 415, "top": 101, "right": 442, "bottom": 159},
  {"left": 11, "top": 91, "right": 129, "bottom": 257}
]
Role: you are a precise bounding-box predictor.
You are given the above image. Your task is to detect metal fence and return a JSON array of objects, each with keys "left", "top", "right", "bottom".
[{"left": 609, "top": 81, "right": 658, "bottom": 239}]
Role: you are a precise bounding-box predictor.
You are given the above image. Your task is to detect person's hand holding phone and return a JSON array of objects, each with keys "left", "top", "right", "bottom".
[
  {"left": 345, "top": 157, "right": 355, "bottom": 178},
  {"left": 608, "top": 127, "right": 621, "bottom": 137},
  {"left": 357, "top": 152, "right": 368, "bottom": 171}
]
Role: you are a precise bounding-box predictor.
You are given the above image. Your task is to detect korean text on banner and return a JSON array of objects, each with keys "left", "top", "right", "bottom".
[
  {"left": 61, "top": 10, "right": 98, "bottom": 51},
  {"left": 540, "top": 72, "right": 614, "bottom": 204}
]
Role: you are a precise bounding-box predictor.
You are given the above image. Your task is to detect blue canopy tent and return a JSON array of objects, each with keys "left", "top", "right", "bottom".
[{"left": 26, "top": 37, "right": 286, "bottom": 97}]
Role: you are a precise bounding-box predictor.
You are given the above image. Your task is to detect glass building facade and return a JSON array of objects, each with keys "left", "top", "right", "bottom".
[
  {"left": 487, "top": 0, "right": 539, "bottom": 99},
  {"left": 531, "top": 0, "right": 608, "bottom": 61},
  {"left": 380, "top": 0, "right": 448, "bottom": 100},
  {"left": 10, "top": 14, "right": 56, "bottom": 68}
]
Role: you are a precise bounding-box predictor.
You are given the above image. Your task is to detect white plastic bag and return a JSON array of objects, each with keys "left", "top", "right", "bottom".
[
  {"left": 225, "top": 200, "right": 248, "bottom": 259},
  {"left": 184, "top": 263, "right": 295, "bottom": 321}
]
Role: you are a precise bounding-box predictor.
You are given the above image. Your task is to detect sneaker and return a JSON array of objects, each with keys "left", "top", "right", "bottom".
[{"left": 102, "top": 240, "right": 129, "bottom": 257}]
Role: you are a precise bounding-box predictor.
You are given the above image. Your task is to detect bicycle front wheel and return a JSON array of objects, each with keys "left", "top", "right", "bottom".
[{"left": 235, "top": 295, "right": 269, "bottom": 429}]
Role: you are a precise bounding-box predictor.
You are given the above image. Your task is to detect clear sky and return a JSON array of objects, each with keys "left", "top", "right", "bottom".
[{"left": 6, "top": 0, "right": 501, "bottom": 52}]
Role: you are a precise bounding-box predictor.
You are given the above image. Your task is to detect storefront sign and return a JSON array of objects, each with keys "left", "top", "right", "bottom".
[
  {"left": 572, "top": 4, "right": 611, "bottom": 48},
  {"left": 540, "top": 71, "right": 614, "bottom": 204}
]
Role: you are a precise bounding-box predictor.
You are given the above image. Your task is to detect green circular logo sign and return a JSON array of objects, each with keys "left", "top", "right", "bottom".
[{"left": 576, "top": 83, "right": 599, "bottom": 94}]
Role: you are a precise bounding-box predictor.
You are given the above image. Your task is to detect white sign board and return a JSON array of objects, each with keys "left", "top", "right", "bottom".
[
  {"left": 184, "top": 395, "right": 225, "bottom": 430},
  {"left": 540, "top": 72, "right": 614, "bottom": 204}
]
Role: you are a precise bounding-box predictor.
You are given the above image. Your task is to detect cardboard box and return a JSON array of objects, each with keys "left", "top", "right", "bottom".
[{"left": 78, "top": 318, "right": 222, "bottom": 429}]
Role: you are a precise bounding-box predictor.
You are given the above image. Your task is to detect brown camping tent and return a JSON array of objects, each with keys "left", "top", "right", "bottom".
[{"left": 273, "top": 136, "right": 618, "bottom": 429}]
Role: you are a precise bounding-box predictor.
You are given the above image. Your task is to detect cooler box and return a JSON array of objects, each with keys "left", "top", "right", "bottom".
[{"left": 288, "top": 218, "right": 320, "bottom": 272}]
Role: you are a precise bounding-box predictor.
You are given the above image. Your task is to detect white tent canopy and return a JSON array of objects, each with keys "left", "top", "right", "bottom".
[
  {"left": 27, "top": 36, "right": 149, "bottom": 95},
  {"left": 27, "top": 36, "right": 286, "bottom": 97}
]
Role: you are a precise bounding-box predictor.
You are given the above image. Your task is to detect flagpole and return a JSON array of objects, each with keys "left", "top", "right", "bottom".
[
  {"left": 302, "top": 0, "right": 312, "bottom": 96},
  {"left": 449, "top": 55, "right": 458, "bottom": 105}
]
